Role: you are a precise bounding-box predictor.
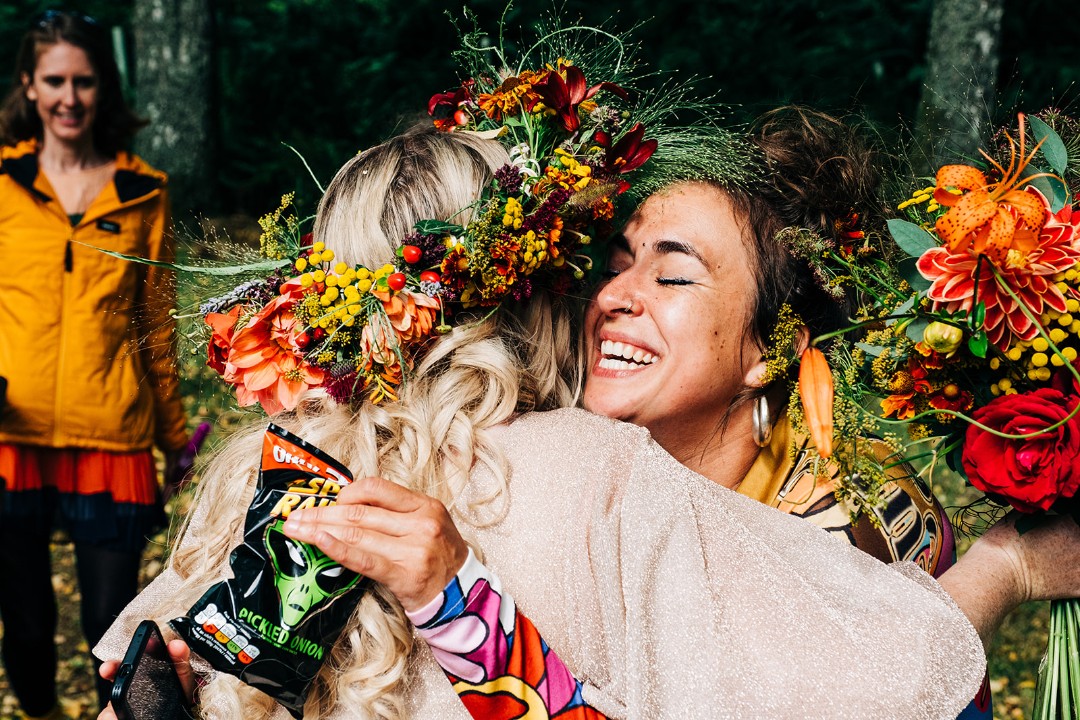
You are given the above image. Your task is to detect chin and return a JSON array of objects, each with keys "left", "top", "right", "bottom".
[{"left": 582, "top": 388, "right": 632, "bottom": 423}]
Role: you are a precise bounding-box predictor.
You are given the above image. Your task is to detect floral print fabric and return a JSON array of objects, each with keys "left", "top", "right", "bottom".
[{"left": 407, "top": 549, "right": 605, "bottom": 719}]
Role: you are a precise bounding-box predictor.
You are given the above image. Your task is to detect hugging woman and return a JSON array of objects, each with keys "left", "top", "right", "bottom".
[{"left": 96, "top": 21, "right": 1079, "bottom": 720}]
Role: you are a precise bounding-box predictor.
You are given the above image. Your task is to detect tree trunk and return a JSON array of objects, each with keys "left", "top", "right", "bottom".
[
  {"left": 913, "top": 0, "right": 1004, "bottom": 175},
  {"left": 132, "top": 0, "right": 216, "bottom": 215}
]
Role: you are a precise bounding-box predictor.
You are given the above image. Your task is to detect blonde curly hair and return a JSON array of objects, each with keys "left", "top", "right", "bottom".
[{"left": 145, "top": 126, "right": 584, "bottom": 718}]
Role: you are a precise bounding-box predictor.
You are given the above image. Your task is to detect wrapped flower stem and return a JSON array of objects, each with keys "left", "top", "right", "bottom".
[{"left": 1034, "top": 597, "right": 1080, "bottom": 720}]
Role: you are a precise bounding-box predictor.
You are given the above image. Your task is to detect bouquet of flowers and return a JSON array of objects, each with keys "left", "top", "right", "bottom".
[{"left": 791, "top": 111, "right": 1080, "bottom": 718}]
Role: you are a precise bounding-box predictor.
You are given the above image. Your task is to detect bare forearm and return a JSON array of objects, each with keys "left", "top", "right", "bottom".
[{"left": 936, "top": 539, "right": 1022, "bottom": 651}]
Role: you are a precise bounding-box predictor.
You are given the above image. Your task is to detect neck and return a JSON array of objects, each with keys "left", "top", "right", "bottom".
[
  {"left": 648, "top": 403, "right": 761, "bottom": 490},
  {"left": 37, "top": 136, "right": 106, "bottom": 172}
]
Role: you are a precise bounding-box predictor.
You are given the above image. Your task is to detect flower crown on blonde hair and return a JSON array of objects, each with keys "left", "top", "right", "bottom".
[{"left": 197, "top": 11, "right": 756, "bottom": 414}]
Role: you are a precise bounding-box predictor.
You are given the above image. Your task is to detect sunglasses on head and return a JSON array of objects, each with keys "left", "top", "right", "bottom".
[{"left": 32, "top": 8, "right": 99, "bottom": 29}]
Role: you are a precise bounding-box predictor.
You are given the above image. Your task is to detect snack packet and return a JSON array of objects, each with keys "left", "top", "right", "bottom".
[{"left": 172, "top": 424, "right": 368, "bottom": 717}]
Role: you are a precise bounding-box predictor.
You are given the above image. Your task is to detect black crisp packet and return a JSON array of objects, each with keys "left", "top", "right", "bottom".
[{"left": 172, "top": 424, "right": 368, "bottom": 717}]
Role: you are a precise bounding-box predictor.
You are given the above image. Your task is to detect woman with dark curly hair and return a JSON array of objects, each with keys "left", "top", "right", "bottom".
[
  {"left": 0, "top": 10, "right": 189, "bottom": 716},
  {"left": 267, "top": 108, "right": 1076, "bottom": 719}
]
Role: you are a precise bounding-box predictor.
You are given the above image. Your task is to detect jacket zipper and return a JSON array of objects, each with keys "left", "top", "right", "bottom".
[{"left": 54, "top": 227, "right": 74, "bottom": 444}]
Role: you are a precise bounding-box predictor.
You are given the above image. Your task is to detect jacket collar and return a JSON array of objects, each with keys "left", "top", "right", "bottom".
[{"left": 1, "top": 138, "right": 166, "bottom": 206}]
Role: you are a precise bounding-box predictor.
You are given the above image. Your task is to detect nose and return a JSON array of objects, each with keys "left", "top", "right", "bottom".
[
  {"left": 594, "top": 270, "right": 641, "bottom": 317},
  {"left": 61, "top": 81, "right": 78, "bottom": 107}
]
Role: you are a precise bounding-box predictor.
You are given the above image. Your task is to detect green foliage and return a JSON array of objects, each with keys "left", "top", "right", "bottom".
[{"left": 2, "top": 0, "right": 1078, "bottom": 218}]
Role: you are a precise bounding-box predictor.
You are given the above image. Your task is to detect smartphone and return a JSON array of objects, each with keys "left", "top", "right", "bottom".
[{"left": 110, "top": 620, "right": 191, "bottom": 720}]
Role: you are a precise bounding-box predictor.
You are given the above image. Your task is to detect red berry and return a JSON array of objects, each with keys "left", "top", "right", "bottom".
[
  {"left": 387, "top": 272, "right": 407, "bottom": 291},
  {"left": 312, "top": 328, "right": 326, "bottom": 342},
  {"left": 401, "top": 245, "right": 423, "bottom": 264},
  {"left": 454, "top": 108, "right": 469, "bottom": 126},
  {"left": 295, "top": 333, "right": 311, "bottom": 349},
  {"left": 420, "top": 270, "right": 441, "bottom": 284}
]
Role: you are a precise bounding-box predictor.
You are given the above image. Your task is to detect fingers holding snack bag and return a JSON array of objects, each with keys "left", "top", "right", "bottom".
[{"left": 284, "top": 475, "right": 469, "bottom": 612}]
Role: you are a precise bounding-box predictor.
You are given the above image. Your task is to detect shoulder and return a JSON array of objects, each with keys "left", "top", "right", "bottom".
[
  {"left": 115, "top": 151, "right": 169, "bottom": 187},
  {"left": 496, "top": 407, "right": 653, "bottom": 455},
  {"left": 0, "top": 140, "right": 39, "bottom": 187}
]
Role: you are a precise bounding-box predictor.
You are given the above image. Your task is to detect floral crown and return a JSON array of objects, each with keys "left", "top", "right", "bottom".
[
  {"left": 198, "top": 14, "right": 754, "bottom": 415},
  {"left": 781, "top": 110, "right": 1080, "bottom": 522}
]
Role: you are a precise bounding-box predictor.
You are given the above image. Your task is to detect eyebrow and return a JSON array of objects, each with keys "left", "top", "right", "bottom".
[{"left": 653, "top": 238, "right": 708, "bottom": 266}]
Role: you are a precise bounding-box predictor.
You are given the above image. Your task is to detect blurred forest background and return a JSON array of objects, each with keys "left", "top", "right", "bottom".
[{"left": 0, "top": 0, "right": 1078, "bottom": 717}]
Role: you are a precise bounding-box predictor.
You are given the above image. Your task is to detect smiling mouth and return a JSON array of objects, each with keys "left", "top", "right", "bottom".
[{"left": 598, "top": 339, "right": 658, "bottom": 370}]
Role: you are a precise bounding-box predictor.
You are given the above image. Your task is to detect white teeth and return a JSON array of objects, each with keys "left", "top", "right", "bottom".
[
  {"left": 599, "top": 339, "right": 657, "bottom": 367},
  {"left": 599, "top": 358, "right": 638, "bottom": 371}
]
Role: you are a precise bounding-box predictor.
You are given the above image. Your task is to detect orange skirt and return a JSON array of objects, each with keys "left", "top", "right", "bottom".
[{"left": 0, "top": 443, "right": 163, "bottom": 551}]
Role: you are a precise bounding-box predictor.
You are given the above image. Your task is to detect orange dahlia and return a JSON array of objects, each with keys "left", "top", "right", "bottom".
[{"left": 917, "top": 188, "right": 1080, "bottom": 350}]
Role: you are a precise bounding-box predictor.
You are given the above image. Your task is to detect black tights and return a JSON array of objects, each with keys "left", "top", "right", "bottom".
[{"left": 0, "top": 521, "right": 142, "bottom": 714}]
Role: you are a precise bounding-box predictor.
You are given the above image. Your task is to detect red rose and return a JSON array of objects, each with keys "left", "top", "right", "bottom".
[{"left": 962, "top": 387, "right": 1080, "bottom": 512}]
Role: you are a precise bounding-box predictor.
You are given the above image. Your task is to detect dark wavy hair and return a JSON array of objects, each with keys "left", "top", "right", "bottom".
[
  {"left": 0, "top": 10, "right": 146, "bottom": 153},
  {"left": 719, "top": 107, "right": 886, "bottom": 411}
]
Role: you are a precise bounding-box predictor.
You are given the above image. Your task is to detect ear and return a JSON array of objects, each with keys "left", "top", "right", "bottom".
[
  {"left": 21, "top": 73, "right": 36, "bottom": 102},
  {"left": 743, "top": 324, "right": 811, "bottom": 389},
  {"left": 743, "top": 352, "right": 769, "bottom": 389}
]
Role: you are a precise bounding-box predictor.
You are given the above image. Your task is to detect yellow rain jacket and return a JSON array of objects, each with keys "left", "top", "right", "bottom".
[{"left": 0, "top": 139, "right": 188, "bottom": 452}]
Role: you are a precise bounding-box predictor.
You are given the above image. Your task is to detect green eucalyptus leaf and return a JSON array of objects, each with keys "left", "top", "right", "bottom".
[
  {"left": 1028, "top": 115, "right": 1069, "bottom": 175},
  {"left": 414, "top": 220, "right": 464, "bottom": 236},
  {"left": 898, "top": 257, "right": 932, "bottom": 292},
  {"left": 968, "top": 331, "right": 989, "bottom": 358},
  {"left": 887, "top": 219, "right": 939, "bottom": 258},
  {"left": 905, "top": 317, "right": 929, "bottom": 343},
  {"left": 1029, "top": 174, "right": 1069, "bottom": 214},
  {"left": 888, "top": 294, "right": 917, "bottom": 320},
  {"left": 855, "top": 342, "right": 884, "bottom": 357}
]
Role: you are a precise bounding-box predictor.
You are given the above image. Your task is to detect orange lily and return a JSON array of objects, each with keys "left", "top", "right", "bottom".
[
  {"left": 933, "top": 113, "right": 1057, "bottom": 262},
  {"left": 798, "top": 346, "right": 834, "bottom": 458}
]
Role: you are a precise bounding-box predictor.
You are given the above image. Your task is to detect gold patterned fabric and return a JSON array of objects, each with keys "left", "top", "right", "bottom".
[{"left": 739, "top": 414, "right": 955, "bottom": 576}]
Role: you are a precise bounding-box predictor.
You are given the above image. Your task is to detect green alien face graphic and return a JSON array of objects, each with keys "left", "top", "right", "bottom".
[{"left": 265, "top": 520, "right": 361, "bottom": 630}]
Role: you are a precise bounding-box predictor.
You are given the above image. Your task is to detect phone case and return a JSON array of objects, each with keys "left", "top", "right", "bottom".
[{"left": 110, "top": 620, "right": 190, "bottom": 720}]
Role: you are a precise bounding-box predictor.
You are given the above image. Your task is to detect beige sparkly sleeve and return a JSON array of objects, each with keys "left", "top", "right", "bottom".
[{"left": 601, "top": 437, "right": 985, "bottom": 719}]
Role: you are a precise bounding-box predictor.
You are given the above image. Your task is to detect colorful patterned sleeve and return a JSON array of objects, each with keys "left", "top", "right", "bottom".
[{"left": 405, "top": 549, "right": 607, "bottom": 720}]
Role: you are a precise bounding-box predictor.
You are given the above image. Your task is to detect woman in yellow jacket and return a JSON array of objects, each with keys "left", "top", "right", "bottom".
[{"left": 0, "top": 11, "right": 189, "bottom": 717}]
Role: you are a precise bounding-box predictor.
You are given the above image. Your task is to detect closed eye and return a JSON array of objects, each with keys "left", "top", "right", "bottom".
[{"left": 657, "top": 277, "right": 693, "bottom": 286}]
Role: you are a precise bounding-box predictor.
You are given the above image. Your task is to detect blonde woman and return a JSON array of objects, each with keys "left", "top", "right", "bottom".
[{"left": 88, "top": 122, "right": 1018, "bottom": 720}]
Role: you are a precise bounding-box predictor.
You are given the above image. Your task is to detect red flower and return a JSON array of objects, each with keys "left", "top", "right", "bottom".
[
  {"left": 210, "top": 280, "right": 326, "bottom": 415},
  {"left": 594, "top": 123, "right": 657, "bottom": 175},
  {"left": 428, "top": 81, "right": 474, "bottom": 130},
  {"left": 531, "top": 64, "right": 627, "bottom": 132},
  {"left": 962, "top": 388, "right": 1080, "bottom": 512},
  {"left": 206, "top": 305, "right": 241, "bottom": 374}
]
